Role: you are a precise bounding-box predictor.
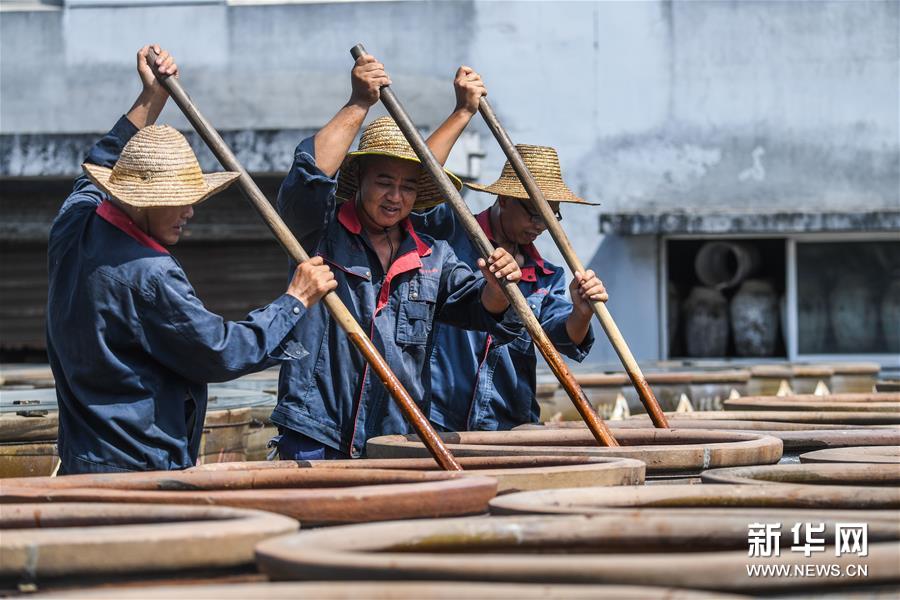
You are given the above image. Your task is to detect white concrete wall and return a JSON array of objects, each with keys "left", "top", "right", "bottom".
[{"left": 2, "top": 0, "right": 897, "bottom": 363}]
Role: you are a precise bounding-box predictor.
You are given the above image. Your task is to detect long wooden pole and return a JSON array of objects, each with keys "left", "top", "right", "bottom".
[
  {"left": 351, "top": 44, "right": 619, "bottom": 447},
  {"left": 477, "top": 98, "right": 670, "bottom": 428},
  {"left": 146, "top": 49, "right": 462, "bottom": 471}
]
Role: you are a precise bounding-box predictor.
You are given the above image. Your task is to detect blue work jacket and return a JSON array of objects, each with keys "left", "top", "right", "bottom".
[
  {"left": 273, "top": 136, "right": 522, "bottom": 457},
  {"left": 412, "top": 204, "right": 594, "bottom": 431},
  {"left": 46, "top": 116, "right": 308, "bottom": 474}
]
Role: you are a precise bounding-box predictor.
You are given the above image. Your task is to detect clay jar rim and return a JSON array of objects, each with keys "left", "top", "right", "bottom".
[
  {"left": 700, "top": 462, "right": 900, "bottom": 486},
  {"left": 254, "top": 513, "right": 900, "bottom": 592},
  {"left": 22, "top": 581, "right": 746, "bottom": 600},
  {"left": 1, "top": 501, "right": 298, "bottom": 578},
  {"left": 487, "top": 482, "right": 900, "bottom": 514},
  {"left": 188, "top": 454, "right": 648, "bottom": 474},
  {"left": 800, "top": 445, "right": 900, "bottom": 464},
  {"left": 365, "top": 428, "right": 784, "bottom": 474}
]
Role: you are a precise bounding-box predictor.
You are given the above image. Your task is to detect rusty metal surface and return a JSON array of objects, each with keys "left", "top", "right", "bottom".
[
  {"left": 0, "top": 440, "right": 57, "bottom": 478},
  {"left": 527, "top": 419, "right": 890, "bottom": 431},
  {"left": 877, "top": 379, "right": 900, "bottom": 393},
  {"left": 3, "top": 466, "right": 477, "bottom": 490},
  {"left": 641, "top": 410, "right": 900, "bottom": 425},
  {"left": 523, "top": 420, "right": 900, "bottom": 452},
  {"left": 489, "top": 483, "right": 900, "bottom": 515},
  {"left": 701, "top": 463, "right": 900, "bottom": 486},
  {"left": 255, "top": 514, "right": 900, "bottom": 592},
  {"left": 0, "top": 502, "right": 297, "bottom": 582},
  {"left": 0, "top": 364, "right": 55, "bottom": 388},
  {"left": 0, "top": 469, "right": 498, "bottom": 526},
  {"left": 28, "top": 581, "right": 747, "bottom": 599},
  {"left": 0, "top": 413, "right": 58, "bottom": 443},
  {"left": 724, "top": 393, "right": 900, "bottom": 413},
  {"left": 188, "top": 455, "right": 646, "bottom": 493},
  {"left": 800, "top": 446, "right": 900, "bottom": 464},
  {"left": 365, "top": 429, "right": 783, "bottom": 475}
]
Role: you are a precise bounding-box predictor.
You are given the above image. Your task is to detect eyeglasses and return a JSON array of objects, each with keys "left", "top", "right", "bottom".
[{"left": 520, "top": 201, "right": 562, "bottom": 224}]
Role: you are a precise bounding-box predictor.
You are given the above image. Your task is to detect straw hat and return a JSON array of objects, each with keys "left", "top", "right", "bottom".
[
  {"left": 466, "top": 144, "right": 596, "bottom": 205},
  {"left": 335, "top": 116, "right": 462, "bottom": 211},
  {"left": 82, "top": 125, "right": 239, "bottom": 208}
]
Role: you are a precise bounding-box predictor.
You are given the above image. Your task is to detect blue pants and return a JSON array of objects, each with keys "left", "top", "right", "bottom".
[{"left": 271, "top": 428, "right": 348, "bottom": 461}]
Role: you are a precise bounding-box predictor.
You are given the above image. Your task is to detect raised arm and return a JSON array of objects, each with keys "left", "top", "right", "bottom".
[
  {"left": 58, "top": 45, "right": 178, "bottom": 218},
  {"left": 142, "top": 258, "right": 336, "bottom": 384},
  {"left": 313, "top": 54, "right": 391, "bottom": 177},
  {"left": 426, "top": 66, "right": 487, "bottom": 166},
  {"left": 126, "top": 45, "right": 178, "bottom": 130}
]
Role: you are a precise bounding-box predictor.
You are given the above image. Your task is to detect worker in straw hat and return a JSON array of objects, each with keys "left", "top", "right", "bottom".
[
  {"left": 272, "top": 52, "right": 523, "bottom": 460},
  {"left": 47, "top": 45, "right": 337, "bottom": 475},
  {"left": 412, "top": 68, "right": 608, "bottom": 432}
]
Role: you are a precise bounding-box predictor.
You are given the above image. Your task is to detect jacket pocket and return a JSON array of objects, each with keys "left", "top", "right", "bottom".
[{"left": 396, "top": 276, "right": 438, "bottom": 346}]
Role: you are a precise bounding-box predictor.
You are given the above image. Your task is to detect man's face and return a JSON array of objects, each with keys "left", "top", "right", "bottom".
[
  {"left": 146, "top": 204, "right": 194, "bottom": 246},
  {"left": 358, "top": 155, "right": 420, "bottom": 229},
  {"left": 498, "top": 196, "right": 561, "bottom": 245}
]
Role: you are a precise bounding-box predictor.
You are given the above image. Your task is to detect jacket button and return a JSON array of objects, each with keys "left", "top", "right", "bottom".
[
  {"left": 365, "top": 271, "right": 371, "bottom": 279},
  {"left": 530, "top": 303, "right": 536, "bottom": 310},
  {"left": 292, "top": 306, "right": 301, "bottom": 315},
  {"left": 411, "top": 292, "right": 418, "bottom": 299}
]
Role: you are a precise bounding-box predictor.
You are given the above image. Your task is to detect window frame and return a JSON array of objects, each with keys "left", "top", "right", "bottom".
[{"left": 659, "top": 232, "right": 899, "bottom": 368}]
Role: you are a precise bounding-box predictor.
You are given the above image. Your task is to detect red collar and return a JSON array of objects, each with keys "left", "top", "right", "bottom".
[
  {"left": 337, "top": 201, "right": 435, "bottom": 314},
  {"left": 475, "top": 208, "right": 552, "bottom": 282},
  {"left": 337, "top": 200, "right": 432, "bottom": 258},
  {"left": 96, "top": 201, "right": 169, "bottom": 255}
]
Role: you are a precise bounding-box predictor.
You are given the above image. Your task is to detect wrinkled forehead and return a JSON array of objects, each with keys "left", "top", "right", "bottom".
[{"left": 359, "top": 155, "right": 421, "bottom": 182}]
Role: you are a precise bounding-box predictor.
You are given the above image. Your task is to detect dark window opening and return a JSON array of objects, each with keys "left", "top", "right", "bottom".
[{"left": 666, "top": 238, "right": 787, "bottom": 359}]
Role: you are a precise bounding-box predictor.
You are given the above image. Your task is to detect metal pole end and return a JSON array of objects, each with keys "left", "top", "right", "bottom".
[{"left": 350, "top": 44, "right": 367, "bottom": 60}]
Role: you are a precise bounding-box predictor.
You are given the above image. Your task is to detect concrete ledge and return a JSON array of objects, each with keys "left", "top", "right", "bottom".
[
  {"left": 0, "top": 129, "right": 481, "bottom": 179},
  {"left": 599, "top": 211, "right": 900, "bottom": 235},
  {"left": 0, "top": 129, "right": 314, "bottom": 178}
]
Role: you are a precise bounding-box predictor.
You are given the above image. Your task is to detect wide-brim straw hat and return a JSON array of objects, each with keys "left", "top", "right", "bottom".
[
  {"left": 335, "top": 116, "right": 462, "bottom": 211},
  {"left": 466, "top": 144, "right": 597, "bottom": 205},
  {"left": 83, "top": 125, "right": 239, "bottom": 208}
]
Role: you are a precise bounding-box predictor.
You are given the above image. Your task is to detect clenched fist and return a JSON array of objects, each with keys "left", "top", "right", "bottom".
[
  {"left": 453, "top": 66, "right": 487, "bottom": 116},
  {"left": 287, "top": 256, "right": 337, "bottom": 308},
  {"left": 569, "top": 270, "right": 607, "bottom": 316},
  {"left": 137, "top": 44, "right": 177, "bottom": 95},
  {"left": 349, "top": 53, "right": 391, "bottom": 108},
  {"left": 477, "top": 247, "right": 521, "bottom": 315}
]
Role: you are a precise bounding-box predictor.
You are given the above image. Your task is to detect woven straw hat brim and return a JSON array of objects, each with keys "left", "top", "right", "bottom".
[
  {"left": 335, "top": 151, "right": 463, "bottom": 211},
  {"left": 83, "top": 163, "right": 239, "bottom": 208},
  {"left": 466, "top": 143, "right": 598, "bottom": 206},
  {"left": 465, "top": 179, "right": 596, "bottom": 205}
]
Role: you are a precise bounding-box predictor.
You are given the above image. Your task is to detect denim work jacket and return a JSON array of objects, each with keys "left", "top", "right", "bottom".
[
  {"left": 46, "top": 116, "right": 307, "bottom": 474},
  {"left": 412, "top": 204, "right": 594, "bottom": 431},
  {"left": 273, "top": 136, "right": 522, "bottom": 457}
]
